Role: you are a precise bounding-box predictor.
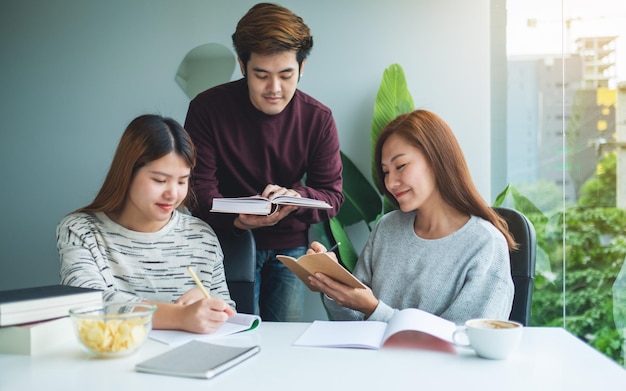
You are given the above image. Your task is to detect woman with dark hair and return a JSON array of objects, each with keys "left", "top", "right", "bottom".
[
  {"left": 308, "top": 110, "right": 515, "bottom": 325},
  {"left": 57, "top": 114, "right": 235, "bottom": 333}
]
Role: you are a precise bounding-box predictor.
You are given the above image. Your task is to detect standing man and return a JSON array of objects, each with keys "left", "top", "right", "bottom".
[{"left": 184, "top": 3, "right": 343, "bottom": 321}]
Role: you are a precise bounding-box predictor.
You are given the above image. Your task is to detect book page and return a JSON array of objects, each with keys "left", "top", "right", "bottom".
[
  {"left": 225, "top": 313, "right": 261, "bottom": 328},
  {"left": 210, "top": 195, "right": 331, "bottom": 215},
  {"left": 381, "top": 308, "right": 456, "bottom": 351},
  {"left": 210, "top": 197, "right": 272, "bottom": 215},
  {"left": 149, "top": 313, "right": 261, "bottom": 346},
  {"left": 272, "top": 195, "right": 332, "bottom": 209},
  {"left": 293, "top": 320, "right": 388, "bottom": 349}
]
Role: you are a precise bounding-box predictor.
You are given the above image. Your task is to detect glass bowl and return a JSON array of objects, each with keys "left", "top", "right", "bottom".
[{"left": 69, "top": 302, "right": 156, "bottom": 358}]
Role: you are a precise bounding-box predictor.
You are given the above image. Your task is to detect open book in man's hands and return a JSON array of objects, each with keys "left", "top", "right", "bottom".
[
  {"left": 276, "top": 253, "right": 367, "bottom": 292},
  {"left": 210, "top": 195, "right": 332, "bottom": 215},
  {"left": 294, "top": 308, "right": 457, "bottom": 353}
]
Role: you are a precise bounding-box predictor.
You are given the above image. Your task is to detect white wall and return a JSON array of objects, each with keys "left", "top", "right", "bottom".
[{"left": 0, "top": 0, "right": 496, "bottom": 318}]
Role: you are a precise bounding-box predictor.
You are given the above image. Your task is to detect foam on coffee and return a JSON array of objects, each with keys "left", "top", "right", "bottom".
[{"left": 470, "top": 320, "right": 519, "bottom": 329}]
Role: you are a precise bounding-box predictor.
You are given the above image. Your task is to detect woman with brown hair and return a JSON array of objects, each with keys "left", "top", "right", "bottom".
[
  {"left": 57, "top": 114, "right": 235, "bottom": 333},
  {"left": 308, "top": 110, "right": 515, "bottom": 325}
]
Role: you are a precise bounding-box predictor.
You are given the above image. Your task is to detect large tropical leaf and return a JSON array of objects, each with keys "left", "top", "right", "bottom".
[
  {"left": 493, "top": 184, "right": 512, "bottom": 207},
  {"left": 311, "top": 221, "right": 332, "bottom": 249},
  {"left": 370, "top": 64, "right": 414, "bottom": 183},
  {"left": 321, "top": 64, "right": 415, "bottom": 274},
  {"left": 494, "top": 184, "right": 552, "bottom": 277},
  {"left": 495, "top": 184, "right": 543, "bottom": 214},
  {"left": 329, "top": 217, "right": 359, "bottom": 271},
  {"left": 317, "top": 152, "right": 381, "bottom": 272},
  {"left": 337, "top": 151, "right": 382, "bottom": 228},
  {"left": 510, "top": 187, "right": 545, "bottom": 218},
  {"left": 311, "top": 218, "right": 359, "bottom": 272}
]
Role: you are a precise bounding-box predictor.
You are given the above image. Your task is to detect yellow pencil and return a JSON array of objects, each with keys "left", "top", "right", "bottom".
[{"left": 187, "top": 266, "right": 210, "bottom": 298}]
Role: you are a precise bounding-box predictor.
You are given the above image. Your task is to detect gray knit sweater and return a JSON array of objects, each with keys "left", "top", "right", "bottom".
[
  {"left": 324, "top": 211, "right": 514, "bottom": 325},
  {"left": 56, "top": 211, "right": 235, "bottom": 308}
]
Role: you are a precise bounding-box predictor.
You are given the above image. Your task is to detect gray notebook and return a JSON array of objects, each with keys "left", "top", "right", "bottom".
[{"left": 135, "top": 340, "right": 260, "bottom": 379}]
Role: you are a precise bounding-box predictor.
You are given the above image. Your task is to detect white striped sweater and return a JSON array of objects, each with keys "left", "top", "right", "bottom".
[{"left": 56, "top": 210, "right": 235, "bottom": 308}]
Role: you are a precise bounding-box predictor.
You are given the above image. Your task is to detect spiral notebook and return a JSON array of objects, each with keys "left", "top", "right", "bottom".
[{"left": 136, "top": 341, "right": 260, "bottom": 379}]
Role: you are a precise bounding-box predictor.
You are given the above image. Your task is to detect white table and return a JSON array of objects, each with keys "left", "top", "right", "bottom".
[{"left": 1, "top": 323, "right": 625, "bottom": 390}]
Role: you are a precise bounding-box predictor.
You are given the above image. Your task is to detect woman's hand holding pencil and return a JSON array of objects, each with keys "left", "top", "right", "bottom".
[
  {"left": 306, "top": 241, "right": 340, "bottom": 263},
  {"left": 166, "top": 267, "right": 236, "bottom": 334},
  {"left": 326, "top": 242, "right": 341, "bottom": 253}
]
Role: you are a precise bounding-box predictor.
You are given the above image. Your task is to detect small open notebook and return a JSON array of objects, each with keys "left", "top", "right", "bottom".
[
  {"left": 276, "top": 252, "right": 366, "bottom": 292},
  {"left": 149, "top": 313, "right": 261, "bottom": 346},
  {"left": 136, "top": 341, "right": 260, "bottom": 379}
]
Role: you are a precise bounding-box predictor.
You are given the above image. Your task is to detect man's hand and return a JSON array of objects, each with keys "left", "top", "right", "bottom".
[
  {"left": 234, "top": 205, "right": 297, "bottom": 229},
  {"left": 262, "top": 184, "right": 301, "bottom": 200},
  {"left": 233, "top": 184, "right": 301, "bottom": 230}
]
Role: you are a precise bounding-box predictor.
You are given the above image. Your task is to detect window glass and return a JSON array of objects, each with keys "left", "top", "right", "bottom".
[{"left": 506, "top": 0, "right": 626, "bottom": 365}]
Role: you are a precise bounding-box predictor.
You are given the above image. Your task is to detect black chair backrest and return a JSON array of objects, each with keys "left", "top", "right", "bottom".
[
  {"left": 217, "top": 230, "right": 256, "bottom": 315},
  {"left": 493, "top": 207, "right": 536, "bottom": 326}
]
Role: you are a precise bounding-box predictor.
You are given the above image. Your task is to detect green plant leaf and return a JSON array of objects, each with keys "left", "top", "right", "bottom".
[
  {"left": 311, "top": 222, "right": 332, "bottom": 248},
  {"left": 329, "top": 217, "right": 359, "bottom": 271},
  {"left": 337, "top": 151, "right": 382, "bottom": 227},
  {"left": 370, "top": 64, "right": 414, "bottom": 184},
  {"left": 382, "top": 196, "right": 396, "bottom": 215},
  {"left": 511, "top": 186, "right": 544, "bottom": 217},
  {"left": 535, "top": 245, "right": 553, "bottom": 279},
  {"left": 493, "top": 184, "right": 511, "bottom": 207},
  {"left": 328, "top": 63, "right": 416, "bottom": 278}
]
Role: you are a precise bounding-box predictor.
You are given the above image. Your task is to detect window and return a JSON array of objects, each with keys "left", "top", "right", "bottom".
[{"left": 506, "top": 0, "right": 626, "bottom": 366}]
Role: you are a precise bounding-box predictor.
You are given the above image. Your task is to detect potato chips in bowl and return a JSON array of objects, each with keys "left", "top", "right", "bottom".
[{"left": 69, "top": 302, "right": 156, "bottom": 358}]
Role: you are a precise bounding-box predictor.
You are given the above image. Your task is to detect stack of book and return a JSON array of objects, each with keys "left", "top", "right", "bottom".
[{"left": 0, "top": 285, "right": 103, "bottom": 355}]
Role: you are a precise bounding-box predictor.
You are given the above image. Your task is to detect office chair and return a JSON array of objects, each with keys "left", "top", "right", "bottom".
[
  {"left": 494, "top": 207, "right": 537, "bottom": 326},
  {"left": 217, "top": 230, "right": 256, "bottom": 314}
]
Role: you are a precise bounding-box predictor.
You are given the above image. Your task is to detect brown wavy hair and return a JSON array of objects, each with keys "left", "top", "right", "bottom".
[
  {"left": 232, "top": 3, "right": 313, "bottom": 69},
  {"left": 77, "top": 114, "right": 196, "bottom": 214},
  {"left": 374, "top": 110, "right": 517, "bottom": 250}
]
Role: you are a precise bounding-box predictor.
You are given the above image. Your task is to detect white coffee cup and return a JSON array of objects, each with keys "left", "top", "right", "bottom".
[{"left": 452, "top": 318, "right": 523, "bottom": 360}]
